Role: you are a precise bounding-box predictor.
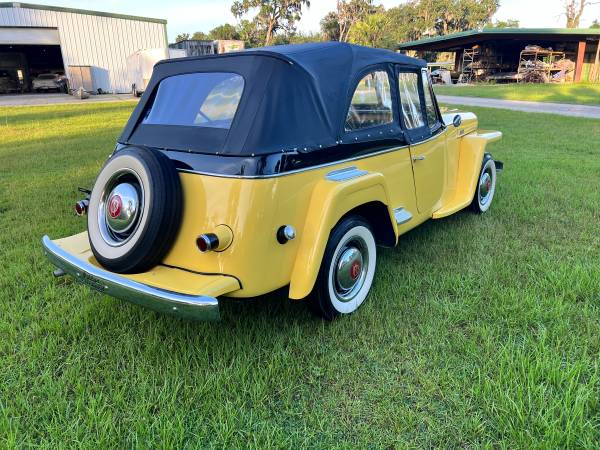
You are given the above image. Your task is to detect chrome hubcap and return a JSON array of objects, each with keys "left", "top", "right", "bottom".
[
  {"left": 98, "top": 169, "right": 144, "bottom": 247},
  {"left": 479, "top": 170, "right": 493, "bottom": 205},
  {"left": 106, "top": 183, "right": 139, "bottom": 233},
  {"left": 333, "top": 237, "right": 368, "bottom": 302}
]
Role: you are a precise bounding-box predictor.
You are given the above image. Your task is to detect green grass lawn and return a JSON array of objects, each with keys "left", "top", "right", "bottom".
[
  {"left": 435, "top": 83, "right": 600, "bottom": 106},
  {"left": 1, "top": 102, "right": 600, "bottom": 447}
]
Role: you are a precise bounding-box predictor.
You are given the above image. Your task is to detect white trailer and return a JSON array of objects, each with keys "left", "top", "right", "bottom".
[{"left": 126, "top": 48, "right": 186, "bottom": 97}]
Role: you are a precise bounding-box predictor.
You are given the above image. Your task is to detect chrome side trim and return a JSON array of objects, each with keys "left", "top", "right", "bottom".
[
  {"left": 326, "top": 166, "right": 368, "bottom": 182},
  {"left": 42, "top": 236, "right": 220, "bottom": 321},
  {"left": 394, "top": 207, "right": 413, "bottom": 225}
]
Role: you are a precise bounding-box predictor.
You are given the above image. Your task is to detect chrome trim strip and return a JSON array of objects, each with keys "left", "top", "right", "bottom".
[
  {"left": 393, "top": 207, "right": 413, "bottom": 225},
  {"left": 326, "top": 166, "right": 368, "bottom": 182},
  {"left": 42, "top": 236, "right": 220, "bottom": 321}
]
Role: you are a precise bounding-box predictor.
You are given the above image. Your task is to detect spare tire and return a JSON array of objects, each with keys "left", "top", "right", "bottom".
[{"left": 87, "top": 146, "right": 183, "bottom": 273}]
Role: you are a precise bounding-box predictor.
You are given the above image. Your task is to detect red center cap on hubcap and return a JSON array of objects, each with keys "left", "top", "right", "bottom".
[
  {"left": 108, "top": 195, "right": 122, "bottom": 219},
  {"left": 350, "top": 261, "right": 361, "bottom": 280}
]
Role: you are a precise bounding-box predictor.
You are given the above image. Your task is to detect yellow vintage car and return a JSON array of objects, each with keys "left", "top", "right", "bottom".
[{"left": 43, "top": 43, "right": 502, "bottom": 321}]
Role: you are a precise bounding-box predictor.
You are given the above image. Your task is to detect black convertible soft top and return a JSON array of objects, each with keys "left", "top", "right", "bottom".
[{"left": 120, "top": 42, "right": 426, "bottom": 156}]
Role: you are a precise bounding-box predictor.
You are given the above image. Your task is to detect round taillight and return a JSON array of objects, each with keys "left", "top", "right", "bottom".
[
  {"left": 75, "top": 199, "right": 89, "bottom": 216},
  {"left": 196, "top": 233, "right": 219, "bottom": 253}
]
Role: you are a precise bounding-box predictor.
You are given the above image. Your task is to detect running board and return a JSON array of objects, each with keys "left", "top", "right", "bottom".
[{"left": 394, "top": 207, "right": 413, "bottom": 225}]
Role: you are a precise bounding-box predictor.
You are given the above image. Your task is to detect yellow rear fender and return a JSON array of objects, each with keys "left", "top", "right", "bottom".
[
  {"left": 288, "top": 171, "right": 396, "bottom": 300},
  {"left": 434, "top": 130, "right": 502, "bottom": 219}
]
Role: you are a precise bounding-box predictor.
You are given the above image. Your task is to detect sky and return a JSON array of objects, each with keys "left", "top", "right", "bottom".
[{"left": 26, "top": 0, "right": 600, "bottom": 42}]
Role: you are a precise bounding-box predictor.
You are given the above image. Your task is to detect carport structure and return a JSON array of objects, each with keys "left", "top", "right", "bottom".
[{"left": 398, "top": 28, "right": 600, "bottom": 83}]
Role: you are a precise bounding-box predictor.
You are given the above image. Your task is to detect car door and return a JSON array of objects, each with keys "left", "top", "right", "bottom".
[
  {"left": 342, "top": 66, "right": 416, "bottom": 212},
  {"left": 397, "top": 69, "right": 446, "bottom": 213}
]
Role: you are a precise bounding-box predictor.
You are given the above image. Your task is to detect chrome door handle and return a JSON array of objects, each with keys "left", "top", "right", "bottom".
[{"left": 412, "top": 155, "right": 426, "bottom": 161}]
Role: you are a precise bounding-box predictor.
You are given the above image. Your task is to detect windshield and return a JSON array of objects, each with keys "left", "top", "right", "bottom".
[
  {"left": 142, "top": 72, "right": 244, "bottom": 129},
  {"left": 38, "top": 74, "right": 56, "bottom": 79}
]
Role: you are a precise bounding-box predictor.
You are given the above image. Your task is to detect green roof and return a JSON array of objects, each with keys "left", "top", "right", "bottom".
[
  {"left": 0, "top": 2, "right": 167, "bottom": 24},
  {"left": 398, "top": 28, "right": 600, "bottom": 50}
]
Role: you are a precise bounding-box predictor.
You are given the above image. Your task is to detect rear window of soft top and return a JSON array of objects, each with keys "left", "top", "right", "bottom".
[{"left": 142, "top": 72, "right": 244, "bottom": 130}]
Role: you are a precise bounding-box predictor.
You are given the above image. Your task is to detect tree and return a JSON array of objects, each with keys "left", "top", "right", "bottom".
[
  {"left": 489, "top": 18, "right": 520, "bottom": 28},
  {"left": 175, "top": 32, "right": 190, "bottom": 42},
  {"left": 320, "top": 11, "right": 341, "bottom": 40},
  {"left": 348, "top": 12, "right": 392, "bottom": 47},
  {"left": 591, "top": 19, "right": 600, "bottom": 28},
  {"left": 191, "top": 31, "right": 210, "bottom": 41},
  {"left": 440, "top": 0, "right": 500, "bottom": 34},
  {"left": 336, "top": 0, "right": 378, "bottom": 42},
  {"left": 231, "top": 0, "right": 310, "bottom": 46},
  {"left": 237, "top": 19, "right": 265, "bottom": 47},
  {"left": 383, "top": 4, "right": 422, "bottom": 43},
  {"left": 565, "top": 0, "right": 600, "bottom": 28},
  {"left": 210, "top": 23, "right": 240, "bottom": 40}
]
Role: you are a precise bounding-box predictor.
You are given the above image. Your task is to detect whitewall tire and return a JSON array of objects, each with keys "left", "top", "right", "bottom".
[
  {"left": 310, "top": 217, "right": 377, "bottom": 320},
  {"left": 471, "top": 155, "right": 497, "bottom": 214}
]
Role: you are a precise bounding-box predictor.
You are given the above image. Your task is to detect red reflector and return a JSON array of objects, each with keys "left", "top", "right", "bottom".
[
  {"left": 196, "top": 236, "right": 209, "bottom": 252},
  {"left": 75, "top": 199, "right": 89, "bottom": 216}
]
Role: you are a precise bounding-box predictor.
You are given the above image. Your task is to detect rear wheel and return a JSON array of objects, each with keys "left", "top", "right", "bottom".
[
  {"left": 471, "top": 154, "right": 497, "bottom": 214},
  {"left": 309, "top": 217, "right": 377, "bottom": 320}
]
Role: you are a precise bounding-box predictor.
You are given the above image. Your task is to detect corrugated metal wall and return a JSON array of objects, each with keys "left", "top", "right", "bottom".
[{"left": 0, "top": 5, "right": 167, "bottom": 93}]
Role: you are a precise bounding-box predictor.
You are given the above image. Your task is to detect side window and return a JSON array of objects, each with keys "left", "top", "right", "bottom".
[
  {"left": 421, "top": 70, "right": 439, "bottom": 128},
  {"left": 345, "top": 70, "right": 393, "bottom": 131},
  {"left": 398, "top": 72, "right": 425, "bottom": 130}
]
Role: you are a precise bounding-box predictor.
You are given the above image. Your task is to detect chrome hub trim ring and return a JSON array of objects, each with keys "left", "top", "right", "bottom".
[
  {"left": 106, "top": 182, "right": 140, "bottom": 233},
  {"left": 97, "top": 169, "right": 144, "bottom": 247},
  {"left": 332, "top": 237, "right": 369, "bottom": 302},
  {"left": 479, "top": 170, "right": 493, "bottom": 205}
]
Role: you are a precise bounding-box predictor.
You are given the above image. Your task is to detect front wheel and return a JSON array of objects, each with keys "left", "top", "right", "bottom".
[
  {"left": 470, "top": 154, "right": 497, "bottom": 214},
  {"left": 309, "top": 217, "right": 377, "bottom": 320}
]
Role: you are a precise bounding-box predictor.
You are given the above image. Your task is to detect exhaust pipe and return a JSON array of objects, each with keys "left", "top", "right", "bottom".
[{"left": 75, "top": 199, "right": 89, "bottom": 216}]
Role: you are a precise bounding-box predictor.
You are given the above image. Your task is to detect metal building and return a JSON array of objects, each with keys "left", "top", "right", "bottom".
[{"left": 0, "top": 2, "right": 168, "bottom": 93}]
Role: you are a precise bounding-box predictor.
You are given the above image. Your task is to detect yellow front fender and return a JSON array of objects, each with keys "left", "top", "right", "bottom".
[
  {"left": 288, "top": 171, "right": 395, "bottom": 299},
  {"left": 433, "top": 130, "right": 502, "bottom": 219}
]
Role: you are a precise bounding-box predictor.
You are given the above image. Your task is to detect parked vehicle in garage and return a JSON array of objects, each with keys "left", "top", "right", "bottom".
[
  {"left": 32, "top": 73, "right": 68, "bottom": 92},
  {"left": 0, "top": 71, "right": 19, "bottom": 94},
  {"left": 43, "top": 43, "right": 503, "bottom": 322}
]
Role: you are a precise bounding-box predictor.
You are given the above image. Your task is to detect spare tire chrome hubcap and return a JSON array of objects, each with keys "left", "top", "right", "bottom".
[
  {"left": 98, "top": 169, "right": 144, "bottom": 247},
  {"left": 106, "top": 183, "right": 140, "bottom": 233}
]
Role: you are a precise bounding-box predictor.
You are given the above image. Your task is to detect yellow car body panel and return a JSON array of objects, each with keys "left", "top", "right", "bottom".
[{"left": 433, "top": 129, "right": 502, "bottom": 219}]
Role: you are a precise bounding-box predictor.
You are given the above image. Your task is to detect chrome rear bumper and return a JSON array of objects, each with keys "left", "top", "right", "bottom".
[{"left": 42, "top": 235, "right": 220, "bottom": 321}]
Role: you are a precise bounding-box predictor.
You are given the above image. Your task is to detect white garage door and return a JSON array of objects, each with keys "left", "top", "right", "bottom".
[{"left": 0, "top": 27, "right": 60, "bottom": 45}]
